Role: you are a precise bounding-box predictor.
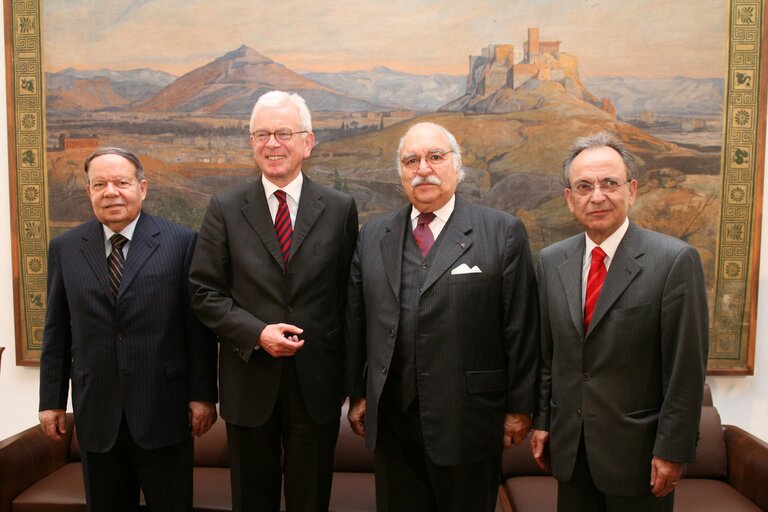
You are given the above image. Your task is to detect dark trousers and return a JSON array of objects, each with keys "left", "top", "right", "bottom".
[
  {"left": 80, "top": 418, "right": 193, "bottom": 512},
  {"left": 557, "top": 431, "right": 674, "bottom": 512},
  {"left": 226, "top": 359, "right": 340, "bottom": 512},
  {"left": 374, "top": 394, "right": 500, "bottom": 512}
]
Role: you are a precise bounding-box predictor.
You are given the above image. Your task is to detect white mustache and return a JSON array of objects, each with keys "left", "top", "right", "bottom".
[{"left": 411, "top": 175, "right": 442, "bottom": 187}]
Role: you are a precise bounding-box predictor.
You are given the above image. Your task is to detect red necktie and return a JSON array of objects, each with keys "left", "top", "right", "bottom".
[
  {"left": 584, "top": 246, "right": 607, "bottom": 331},
  {"left": 274, "top": 190, "right": 292, "bottom": 264},
  {"left": 413, "top": 212, "right": 436, "bottom": 257}
]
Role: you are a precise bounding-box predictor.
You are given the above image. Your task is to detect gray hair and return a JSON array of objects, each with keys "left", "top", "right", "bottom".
[
  {"left": 562, "top": 131, "right": 637, "bottom": 186},
  {"left": 84, "top": 147, "right": 145, "bottom": 181},
  {"left": 249, "top": 90, "right": 312, "bottom": 133},
  {"left": 397, "top": 122, "right": 465, "bottom": 181}
]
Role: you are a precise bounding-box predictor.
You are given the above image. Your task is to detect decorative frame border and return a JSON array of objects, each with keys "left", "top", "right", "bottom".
[{"left": 4, "top": 0, "right": 768, "bottom": 372}]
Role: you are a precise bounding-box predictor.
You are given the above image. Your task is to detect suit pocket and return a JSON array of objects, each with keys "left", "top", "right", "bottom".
[
  {"left": 164, "top": 358, "right": 190, "bottom": 380},
  {"left": 449, "top": 273, "right": 488, "bottom": 285},
  {"left": 611, "top": 302, "right": 651, "bottom": 320},
  {"left": 314, "top": 241, "right": 340, "bottom": 257},
  {"left": 466, "top": 370, "right": 506, "bottom": 394},
  {"left": 625, "top": 407, "right": 660, "bottom": 421},
  {"left": 324, "top": 327, "right": 341, "bottom": 350}
]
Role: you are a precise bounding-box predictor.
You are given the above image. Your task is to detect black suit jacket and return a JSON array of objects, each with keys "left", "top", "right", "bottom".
[
  {"left": 189, "top": 174, "right": 358, "bottom": 426},
  {"left": 39, "top": 213, "right": 218, "bottom": 452},
  {"left": 534, "top": 222, "right": 709, "bottom": 496},
  {"left": 345, "top": 197, "right": 539, "bottom": 466}
]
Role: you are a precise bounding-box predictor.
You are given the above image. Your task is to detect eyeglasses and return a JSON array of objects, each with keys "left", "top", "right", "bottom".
[
  {"left": 400, "top": 150, "right": 455, "bottom": 172},
  {"left": 251, "top": 129, "right": 308, "bottom": 144},
  {"left": 570, "top": 178, "right": 630, "bottom": 196}
]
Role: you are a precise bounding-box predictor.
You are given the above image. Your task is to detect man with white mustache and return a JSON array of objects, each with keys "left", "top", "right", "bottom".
[
  {"left": 345, "top": 122, "right": 540, "bottom": 511},
  {"left": 189, "top": 91, "right": 358, "bottom": 512}
]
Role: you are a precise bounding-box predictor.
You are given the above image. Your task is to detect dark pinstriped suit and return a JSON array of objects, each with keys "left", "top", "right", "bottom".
[
  {"left": 535, "top": 222, "right": 708, "bottom": 499},
  {"left": 39, "top": 213, "right": 217, "bottom": 462},
  {"left": 346, "top": 197, "right": 539, "bottom": 505}
]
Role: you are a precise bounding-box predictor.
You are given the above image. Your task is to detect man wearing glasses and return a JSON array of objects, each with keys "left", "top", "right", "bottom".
[
  {"left": 531, "top": 132, "right": 708, "bottom": 511},
  {"left": 345, "top": 122, "right": 539, "bottom": 511},
  {"left": 189, "top": 91, "right": 358, "bottom": 512}
]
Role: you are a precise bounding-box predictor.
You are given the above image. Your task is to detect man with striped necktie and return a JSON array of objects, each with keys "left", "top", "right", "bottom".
[
  {"left": 39, "top": 147, "right": 218, "bottom": 511},
  {"left": 189, "top": 91, "right": 358, "bottom": 512}
]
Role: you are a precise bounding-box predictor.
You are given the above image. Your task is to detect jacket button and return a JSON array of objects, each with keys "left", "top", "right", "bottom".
[
  {"left": 389, "top": 329, "right": 395, "bottom": 337},
  {"left": 116, "top": 333, "right": 123, "bottom": 341},
  {"left": 287, "top": 306, "right": 294, "bottom": 313},
  {"left": 582, "top": 372, "right": 591, "bottom": 381},
  {"left": 576, "top": 409, "right": 582, "bottom": 417},
  {"left": 381, "top": 366, "right": 387, "bottom": 374}
]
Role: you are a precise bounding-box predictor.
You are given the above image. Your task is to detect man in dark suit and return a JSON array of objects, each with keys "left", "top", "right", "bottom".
[
  {"left": 345, "top": 122, "right": 539, "bottom": 511},
  {"left": 39, "top": 147, "right": 218, "bottom": 511},
  {"left": 531, "top": 132, "right": 709, "bottom": 511},
  {"left": 188, "top": 90, "right": 358, "bottom": 512}
]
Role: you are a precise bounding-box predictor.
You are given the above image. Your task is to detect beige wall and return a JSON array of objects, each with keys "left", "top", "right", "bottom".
[{"left": 1, "top": 7, "right": 767, "bottom": 442}]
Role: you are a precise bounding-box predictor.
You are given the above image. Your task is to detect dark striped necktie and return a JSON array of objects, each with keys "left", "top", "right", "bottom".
[
  {"left": 274, "top": 190, "right": 293, "bottom": 264},
  {"left": 108, "top": 234, "right": 128, "bottom": 297}
]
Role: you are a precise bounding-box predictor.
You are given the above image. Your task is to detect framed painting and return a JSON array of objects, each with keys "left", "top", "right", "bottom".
[{"left": 4, "top": 0, "right": 767, "bottom": 373}]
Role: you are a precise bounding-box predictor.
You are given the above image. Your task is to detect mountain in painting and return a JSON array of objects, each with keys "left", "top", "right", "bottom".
[
  {"left": 46, "top": 68, "right": 176, "bottom": 112},
  {"left": 582, "top": 76, "right": 724, "bottom": 116},
  {"left": 133, "top": 45, "right": 386, "bottom": 114},
  {"left": 302, "top": 66, "right": 465, "bottom": 111}
]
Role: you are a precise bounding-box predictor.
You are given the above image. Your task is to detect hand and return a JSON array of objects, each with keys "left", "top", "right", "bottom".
[
  {"left": 348, "top": 398, "right": 367, "bottom": 437},
  {"left": 39, "top": 409, "right": 67, "bottom": 441},
  {"left": 188, "top": 401, "right": 217, "bottom": 437},
  {"left": 650, "top": 456, "right": 684, "bottom": 497},
  {"left": 503, "top": 413, "right": 532, "bottom": 448},
  {"left": 258, "top": 323, "right": 305, "bottom": 357},
  {"left": 531, "top": 429, "right": 552, "bottom": 472}
]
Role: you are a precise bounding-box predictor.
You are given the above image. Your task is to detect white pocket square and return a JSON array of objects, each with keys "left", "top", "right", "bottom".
[{"left": 451, "top": 263, "right": 482, "bottom": 275}]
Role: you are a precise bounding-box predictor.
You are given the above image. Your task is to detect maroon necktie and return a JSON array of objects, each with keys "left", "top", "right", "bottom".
[
  {"left": 413, "top": 212, "right": 436, "bottom": 257},
  {"left": 584, "top": 246, "right": 607, "bottom": 331},
  {"left": 274, "top": 190, "right": 292, "bottom": 264}
]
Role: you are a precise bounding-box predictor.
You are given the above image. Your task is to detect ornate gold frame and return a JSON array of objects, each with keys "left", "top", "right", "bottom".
[{"left": 4, "top": 0, "right": 767, "bottom": 372}]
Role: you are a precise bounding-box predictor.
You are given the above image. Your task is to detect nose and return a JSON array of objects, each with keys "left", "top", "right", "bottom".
[
  {"left": 265, "top": 133, "right": 281, "bottom": 148},
  {"left": 416, "top": 157, "right": 432, "bottom": 175},
  {"left": 103, "top": 182, "right": 118, "bottom": 196},
  {"left": 590, "top": 185, "right": 607, "bottom": 201}
]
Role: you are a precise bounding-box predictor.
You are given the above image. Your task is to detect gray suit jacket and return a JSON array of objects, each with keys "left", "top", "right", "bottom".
[
  {"left": 39, "top": 213, "right": 218, "bottom": 452},
  {"left": 346, "top": 197, "right": 539, "bottom": 466},
  {"left": 534, "top": 222, "right": 709, "bottom": 496},
  {"left": 189, "top": 174, "right": 358, "bottom": 426}
]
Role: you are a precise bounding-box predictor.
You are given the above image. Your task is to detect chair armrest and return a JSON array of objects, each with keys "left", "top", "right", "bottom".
[
  {"left": 0, "top": 414, "right": 75, "bottom": 512},
  {"left": 723, "top": 424, "right": 768, "bottom": 510}
]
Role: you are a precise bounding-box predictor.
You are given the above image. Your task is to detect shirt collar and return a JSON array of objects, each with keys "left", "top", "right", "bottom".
[
  {"left": 585, "top": 217, "right": 629, "bottom": 262},
  {"left": 103, "top": 212, "right": 140, "bottom": 242},
  {"left": 262, "top": 172, "right": 303, "bottom": 204},
  {"left": 410, "top": 194, "right": 456, "bottom": 223}
]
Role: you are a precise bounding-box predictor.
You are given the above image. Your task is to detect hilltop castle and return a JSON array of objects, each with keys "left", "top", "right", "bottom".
[{"left": 445, "top": 27, "right": 614, "bottom": 116}]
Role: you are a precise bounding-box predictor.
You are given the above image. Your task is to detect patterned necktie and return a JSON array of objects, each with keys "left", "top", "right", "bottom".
[
  {"left": 584, "top": 246, "right": 607, "bottom": 331},
  {"left": 413, "top": 212, "right": 436, "bottom": 257},
  {"left": 274, "top": 190, "right": 293, "bottom": 264},
  {"left": 108, "top": 234, "right": 128, "bottom": 297}
]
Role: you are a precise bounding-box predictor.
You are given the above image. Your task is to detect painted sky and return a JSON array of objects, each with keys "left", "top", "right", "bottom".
[{"left": 43, "top": 0, "right": 726, "bottom": 78}]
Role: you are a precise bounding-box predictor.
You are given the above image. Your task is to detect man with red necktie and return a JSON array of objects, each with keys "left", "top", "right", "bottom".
[
  {"left": 346, "top": 122, "right": 539, "bottom": 511},
  {"left": 189, "top": 91, "right": 358, "bottom": 512},
  {"left": 531, "top": 132, "right": 709, "bottom": 511}
]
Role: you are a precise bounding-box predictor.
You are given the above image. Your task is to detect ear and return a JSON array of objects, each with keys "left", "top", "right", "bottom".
[
  {"left": 139, "top": 179, "right": 148, "bottom": 200},
  {"left": 627, "top": 179, "right": 638, "bottom": 208},
  {"left": 303, "top": 132, "right": 315, "bottom": 159},
  {"left": 564, "top": 187, "right": 575, "bottom": 213}
]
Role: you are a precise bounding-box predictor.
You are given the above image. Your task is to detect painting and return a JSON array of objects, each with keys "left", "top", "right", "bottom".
[{"left": 4, "top": 0, "right": 766, "bottom": 373}]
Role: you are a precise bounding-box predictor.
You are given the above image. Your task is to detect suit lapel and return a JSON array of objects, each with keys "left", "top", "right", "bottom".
[
  {"left": 586, "top": 223, "right": 644, "bottom": 336},
  {"left": 380, "top": 206, "right": 410, "bottom": 300},
  {"left": 421, "top": 198, "right": 472, "bottom": 294},
  {"left": 556, "top": 236, "right": 587, "bottom": 338},
  {"left": 80, "top": 220, "right": 113, "bottom": 298},
  {"left": 241, "top": 179, "right": 285, "bottom": 269},
  {"left": 118, "top": 213, "right": 159, "bottom": 299},
  {"left": 290, "top": 175, "right": 326, "bottom": 262}
]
